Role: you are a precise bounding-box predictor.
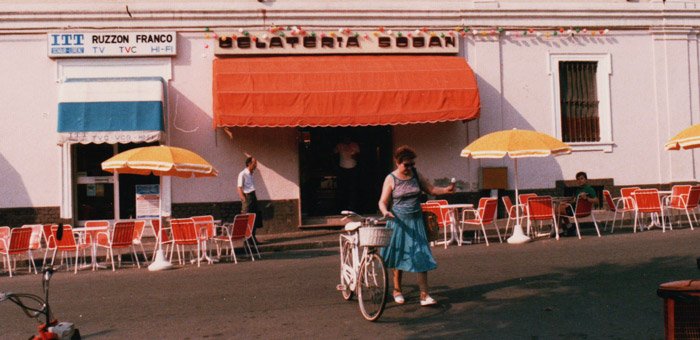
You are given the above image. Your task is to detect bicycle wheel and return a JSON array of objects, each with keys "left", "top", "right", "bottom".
[
  {"left": 357, "top": 252, "right": 387, "bottom": 321},
  {"left": 339, "top": 240, "right": 354, "bottom": 300}
]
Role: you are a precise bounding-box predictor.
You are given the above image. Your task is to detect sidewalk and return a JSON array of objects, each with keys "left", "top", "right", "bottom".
[
  {"left": 256, "top": 229, "right": 342, "bottom": 253},
  {"left": 251, "top": 212, "right": 629, "bottom": 253}
]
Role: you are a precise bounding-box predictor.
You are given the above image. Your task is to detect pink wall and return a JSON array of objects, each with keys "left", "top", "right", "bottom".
[
  {"left": 0, "top": 36, "right": 60, "bottom": 207},
  {"left": 167, "top": 33, "right": 300, "bottom": 204}
]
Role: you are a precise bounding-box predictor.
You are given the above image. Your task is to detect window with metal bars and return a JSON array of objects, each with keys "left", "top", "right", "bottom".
[{"left": 559, "top": 61, "right": 600, "bottom": 143}]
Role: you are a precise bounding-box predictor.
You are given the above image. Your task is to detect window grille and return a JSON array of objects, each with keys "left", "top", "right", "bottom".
[{"left": 559, "top": 61, "right": 600, "bottom": 143}]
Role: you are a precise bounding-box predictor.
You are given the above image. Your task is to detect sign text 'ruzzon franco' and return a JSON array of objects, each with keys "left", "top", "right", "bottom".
[{"left": 214, "top": 31, "right": 459, "bottom": 55}]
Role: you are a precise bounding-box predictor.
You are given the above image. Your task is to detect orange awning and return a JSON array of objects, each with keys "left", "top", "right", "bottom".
[{"left": 213, "top": 55, "right": 480, "bottom": 127}]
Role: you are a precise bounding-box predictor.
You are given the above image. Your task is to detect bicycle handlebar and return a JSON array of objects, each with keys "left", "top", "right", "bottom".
[
  {"left": 341, "top": 211, "right": 387, "bottom": 226},
  {"left": 1, "top": 291, "right": 47, "bottom": 319}
]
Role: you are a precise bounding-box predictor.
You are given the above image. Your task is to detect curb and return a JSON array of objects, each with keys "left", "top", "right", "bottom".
[{"left": 257, "top": 239, "right": 339, "bottom": 253}]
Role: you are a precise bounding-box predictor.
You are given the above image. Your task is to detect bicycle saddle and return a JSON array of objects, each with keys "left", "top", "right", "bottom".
[{"left": 344, "top": 221, "right": 362, "bottom": 231}]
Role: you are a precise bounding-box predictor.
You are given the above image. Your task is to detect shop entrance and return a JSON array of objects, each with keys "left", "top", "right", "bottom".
[
  {"left": 299, "top": 127, "right": 393, "bottom": 217},
  {"left": 73, "top": 142, "right": 158, "bottom": 222}
]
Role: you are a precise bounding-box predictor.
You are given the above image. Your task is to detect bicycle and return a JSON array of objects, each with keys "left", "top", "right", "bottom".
[
  {"left": 336, "top": 210, "right": 391, "bottom": 321},
  {"left": 0, "top": 266, "right": 81, "bottom": 339}
]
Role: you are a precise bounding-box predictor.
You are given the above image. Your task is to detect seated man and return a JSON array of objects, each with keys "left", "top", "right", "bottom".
[{"left": 557, "top": 171, "right": 599, "bottom": 236}]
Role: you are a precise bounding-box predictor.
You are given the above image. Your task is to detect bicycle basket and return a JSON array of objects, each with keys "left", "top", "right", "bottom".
[{"left": 358, "top": 227, "right": 393, "bottom": 247}]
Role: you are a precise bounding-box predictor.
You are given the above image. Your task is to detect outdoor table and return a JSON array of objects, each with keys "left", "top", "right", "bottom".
[
  {"left": 552, "top": 196, "right": 573, "bottom": 220},
  {"left": 193, "top": 220, "right": 218, "bottom": 264},
  {"left": 440, "top": 203, "right": 474, "bottom": 245},
  {"left": 73, "top": 226, "right": 110, "bottom": 271},
  {"left": 551, "top": 196, "right": 573, "bottom": 204}
]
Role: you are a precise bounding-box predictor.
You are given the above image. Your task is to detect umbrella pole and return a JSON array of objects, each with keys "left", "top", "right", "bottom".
[
  {"left": 148, "top": 178, "right": 173, "bottom": 271},
  {"left": 507, "top": 158, "right": 531, "bottom": 244}
]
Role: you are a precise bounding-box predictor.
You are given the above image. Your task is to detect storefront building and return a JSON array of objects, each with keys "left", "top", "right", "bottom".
[{"left": 1, "top": 1, "right": 699, "bottom": 233}]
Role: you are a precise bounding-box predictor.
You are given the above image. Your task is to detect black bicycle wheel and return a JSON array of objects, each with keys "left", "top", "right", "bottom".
[
  {"left": 357, "top": 252, "right": 387, "bottom": 321},
  {"left": 339, "top": 240, "right": 354, "bottom": 300}
]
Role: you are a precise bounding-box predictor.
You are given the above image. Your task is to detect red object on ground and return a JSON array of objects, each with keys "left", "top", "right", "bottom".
[{"left": 657, "top": 280, "right": 700, "bottom": 339}]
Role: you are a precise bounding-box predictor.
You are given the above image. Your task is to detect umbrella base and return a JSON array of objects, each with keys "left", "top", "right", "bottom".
[
  {"left": 148, "top": 250, "right": 173, "bottom": 271},
  {"left": 507, "top": 224, "right": 531, "bottom": 244}
]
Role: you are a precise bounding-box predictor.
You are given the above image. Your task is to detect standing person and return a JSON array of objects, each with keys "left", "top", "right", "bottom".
[
  {"left": 557, "top": 171, "right": 599, "bottom": 236},
  {"left": 238, "top": 156, "right": 264, "bottom": 244},
  {"left": 378, "top": 145, "right": 455, "bottom": 306},
  {"left": 334, "top": 136, "right": 361, "bottom": 212}
]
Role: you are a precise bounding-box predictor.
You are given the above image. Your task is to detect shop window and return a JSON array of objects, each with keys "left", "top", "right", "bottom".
[
  {"left": 559, "top": 61, "right": 600, "bottom": 143},
  {"left": 549, "top": 54, "right": 613, "bottom": 152}
]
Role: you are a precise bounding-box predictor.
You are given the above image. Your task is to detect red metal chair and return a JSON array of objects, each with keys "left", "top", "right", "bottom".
[
  {"left": 632, "top": 189, "right": 667, "bottom": 233},
  {"left": 96, "top": 221, "right": 140, "bottom": 271},
  {"left": 214, "top": 213, "right": 257, "bottom": 263},
  {"left": 51, "top": 225, "right": 89, "bottom": 274},
  {"left": 245, "top": 213, "right": 261, "bottom": 259},
  {"left": 191, "top": 215, "right": 217, "bottom": 259},
  {"left": 169, "top": 218, "right": 206, "bottom": 267},
  {"left": 0, "top": 226, "right": 10, "bottom": 271},
  {"left": 518, "top": 193, "right": 538, "bottom": 206},
  {"left": 0, "top": 226, "right": 9, "bottom": 248},
  {"left": 664, "top": 185, "right": 700, "bottom": 230},
  {"left": 501, "top": 196, "right": 524, "bottom": 240},
  {"left": 0, "top": 227, "right": 35, "bottom": 277},
  {"left": 420, "top": 202, "right": 452, "bottom": 248},
  {"left": 602, "top": 190, "right": 631, "bottom": 232},
  {"left": 131, "top": 220, "right": 149, "bottom": 262},
  {"left": 459, "top": 198, "right": 500, "bottom": 246},
  {"left": 22, "top": 225, "right": 42, "bottom": 274},
  {"left": 41, "top": 224, "right": 58, "bottom": 266},
  {"left": 526, "top": 196, "right": 559, "bottom": 240},
  {"left": 608, "top": 187, "right": 641, "bottom": 233},
  {"left": 519, "top": 193, "right": 538, "bottom": 218},
  {"left": 559, "top": 196, "right": 601, "bottom": 239},
  {"left": 151, "top": 219, "right": 174, "bottom": 261}
]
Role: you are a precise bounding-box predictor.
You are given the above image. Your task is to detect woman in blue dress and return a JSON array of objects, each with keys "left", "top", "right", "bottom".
[{"left": 378, "top": 146, "right": 455, "bottom": 306}]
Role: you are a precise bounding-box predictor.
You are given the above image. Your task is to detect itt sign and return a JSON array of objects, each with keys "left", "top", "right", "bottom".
[{"left": 48, "top": 32, "right": 177, "bottom": 58}]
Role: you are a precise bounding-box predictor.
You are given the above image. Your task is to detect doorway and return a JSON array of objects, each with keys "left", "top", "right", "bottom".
[
  {"left": 73, "top": 142, "right": 158, "bottom": 222},
  {"left": 299, "top": 127, "right": 393, "bottom": 217}
]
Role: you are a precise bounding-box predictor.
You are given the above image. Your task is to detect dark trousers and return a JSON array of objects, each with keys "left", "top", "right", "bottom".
[
  {"left": 336, "top": 167, "right": 360, "bottom": 213},
  {"left": 242, "top": 191, "right": 263, "bottom": 239}
]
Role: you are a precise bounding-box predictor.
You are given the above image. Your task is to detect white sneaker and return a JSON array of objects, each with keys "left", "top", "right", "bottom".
[
  {"left": 393, "top": 292, "right": 405, "bottom": 304},
  {"left": 420, "top": 295, "right": 437, "bottom": 306}
]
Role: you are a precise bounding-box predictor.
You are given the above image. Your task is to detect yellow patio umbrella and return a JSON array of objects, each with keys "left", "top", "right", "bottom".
[
  {"left": 461, "top": 129, "right": 572, "bottom": 244},
  {"left": 665, "top": 124, "right": 700, "bottom": 150},
  {"left": 102, "top": 145, "right": 218, "bottom": 178},
  {"left": 102, "top": 145, "right": 218, "bottom": 271}
]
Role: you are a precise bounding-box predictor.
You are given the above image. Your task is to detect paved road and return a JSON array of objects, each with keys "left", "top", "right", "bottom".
[{"left": 1, "top": 228, "right": 697, "bottom": 339}]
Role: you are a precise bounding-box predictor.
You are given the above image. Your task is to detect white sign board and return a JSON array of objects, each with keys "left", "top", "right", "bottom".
[
  {"left": 48, "top": 32, "right": 177, "bottom": 58},
  {"left": 135, "top": 184, "right": 160, "bottom": 219}
]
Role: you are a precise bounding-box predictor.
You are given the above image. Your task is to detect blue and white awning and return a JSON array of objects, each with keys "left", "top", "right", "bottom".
[{"left": 57, "top": 79, "right": 165, "bottom": 144}]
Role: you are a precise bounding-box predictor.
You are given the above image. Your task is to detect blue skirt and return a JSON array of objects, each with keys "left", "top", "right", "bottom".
[{"left": 380, "top": 208, "right": 437, "bottom": 273}]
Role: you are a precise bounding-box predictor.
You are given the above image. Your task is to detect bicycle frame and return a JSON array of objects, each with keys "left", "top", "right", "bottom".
[
  {"left": 339, "top": 231, "right": 373, "bottom": 293},
  {"left": 337, "top": 211, "right": 388, "bottom": 321},
  {"left": 339, "top": 232, "right": 359, "bottom": 292}
]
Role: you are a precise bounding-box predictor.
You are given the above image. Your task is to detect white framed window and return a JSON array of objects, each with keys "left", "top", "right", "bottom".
[{"left": 549, "top": 53, "right": 613, "bottom": 152}]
